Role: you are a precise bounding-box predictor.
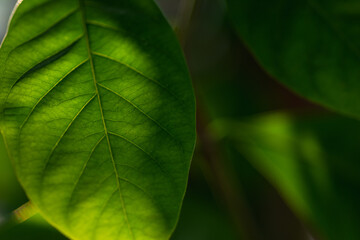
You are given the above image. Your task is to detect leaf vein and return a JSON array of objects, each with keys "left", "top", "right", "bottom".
[
  {"left": 97, "top": 82, "right": 176, "bottom": 140},
  {"left": 108, "top": 131, "right": 167, "bottom": 176},
  {"left": 79, "top": 0, "right": 134, "bottom": 238},
  {"left": 7, "top": 7, "right": 79, "bottom": 58},
  {"left": 4, "top": 35, "right": 83, "bottom": 108},
  {"left": 91, "top": 51, "right": 181, "bottom": 102},
  {"left": 118, "top": 177, "right": 156, "bottom": 206},
  {"left": 91, "top": 188, "right": 120, "bottom": 240},
  {"left": 41, "top": 94, "right": 96, "bottom": 177},
  {"left": 19, "top": 59, "right": 89, "bottom": 131},
  {"left": 65, "top": 134, "right": 106, "bottom": 224}
]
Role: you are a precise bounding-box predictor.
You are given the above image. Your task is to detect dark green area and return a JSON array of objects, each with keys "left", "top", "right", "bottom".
[
  {"left": 227, "top": 0, "right": 360, "bottom": 119},
  {"left": 211, "top": 113, "right": 360, "bottom": 240}
]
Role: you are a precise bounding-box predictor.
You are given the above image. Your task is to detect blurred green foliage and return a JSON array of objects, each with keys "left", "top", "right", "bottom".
[
  {"left": 227, "top": 0, "right": 360, "bottom": 119},
  {"left": 211, "top": 113, "right": 360, "bottom": 240}
]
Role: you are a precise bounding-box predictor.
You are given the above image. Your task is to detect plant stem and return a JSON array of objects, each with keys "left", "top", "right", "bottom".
[
  {"left": 196, "top": 102, "right": 262, "bottom": 240},
  {"left": 174, "top": 0, "right": 261, "bottom": 238},
  {"left": 0, "top": 202, "right": 38, "bottom": 231}
]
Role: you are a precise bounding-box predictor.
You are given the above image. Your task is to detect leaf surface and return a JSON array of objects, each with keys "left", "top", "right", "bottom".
[
  {"left": 0, "top": 0, "right": 196, "bottom": 239},
  {"left": 228, "top": 0, "right": 360, "bottom": 117}
]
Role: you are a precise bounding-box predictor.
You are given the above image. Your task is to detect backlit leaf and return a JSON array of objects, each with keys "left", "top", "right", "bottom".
[{"left": 0, "top": 0, "right": 196, "bottom": 239}]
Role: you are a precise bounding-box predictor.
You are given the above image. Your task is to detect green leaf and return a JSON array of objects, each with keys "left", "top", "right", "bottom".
[
  {"left": 0, "top": 0, "right": 196, "bottom": 239},
  {"left": 227, "top": 0, "right": 360, "bottom": 118},
  {"left": 211, "top": 113, "right": 360, "bottom": 240}
]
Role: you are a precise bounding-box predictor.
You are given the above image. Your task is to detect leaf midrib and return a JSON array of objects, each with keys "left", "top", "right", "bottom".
[{"left": 79, "top": 0, "right": 134, "bottom": 239}]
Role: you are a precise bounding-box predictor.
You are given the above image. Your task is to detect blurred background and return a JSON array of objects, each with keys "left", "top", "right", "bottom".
[{"left": 1, "top": 0, "right": 360, "bottom": 239}]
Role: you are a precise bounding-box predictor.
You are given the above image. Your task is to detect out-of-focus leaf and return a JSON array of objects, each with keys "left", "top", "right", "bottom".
[
  {"left": 211, "top": 113, "right": 360, "bottom": 240},
  {"left": 0, "top": 132, "right": 26, "bottom": 213},
  {"left": 172, "top": 181, "right": 237, "bottom": 240},
  {"left": 0, "top": 0, "right": 196, "bottom": 240},
  {"left": 227, "top": 0, "right": 360, "bottom": 118},
  {"left": 0, "top": 214, "right": 67, "bottom": 240}
]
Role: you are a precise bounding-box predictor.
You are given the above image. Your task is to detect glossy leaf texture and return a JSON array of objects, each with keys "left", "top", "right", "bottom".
[
  {"left": 211, "top": 113, "right": 360, "bottom": 240},
  {"left": 0, "top": 0, "right": 196, "bottom": 239},
  {"left": 227, "top": 0, "right": 360, "bottom": 118}
]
